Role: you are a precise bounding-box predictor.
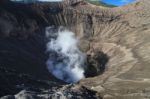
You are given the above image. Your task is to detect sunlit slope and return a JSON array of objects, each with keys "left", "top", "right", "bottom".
[{"left": 85, "top": 0, "right": 117, "bottom": 7}]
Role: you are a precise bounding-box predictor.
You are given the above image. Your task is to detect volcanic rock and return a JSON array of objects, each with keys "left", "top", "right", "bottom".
[{"left": 0, "top": 0, "right": 150, "bottom": 99}]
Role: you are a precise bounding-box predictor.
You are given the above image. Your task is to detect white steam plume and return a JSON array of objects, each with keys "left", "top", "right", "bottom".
[{"left": 46, "top": 26, "right": 86, "bottom": 83}]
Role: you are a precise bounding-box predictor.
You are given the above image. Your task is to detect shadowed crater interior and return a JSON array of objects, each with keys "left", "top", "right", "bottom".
[{"left": 85, "top": 50, "right": 109, "bottom": 77}]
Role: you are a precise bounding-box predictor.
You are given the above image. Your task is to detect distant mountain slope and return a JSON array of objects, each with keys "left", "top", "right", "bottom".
[{"left": 85, "top": 0, "right": 117, "bottom": 7}]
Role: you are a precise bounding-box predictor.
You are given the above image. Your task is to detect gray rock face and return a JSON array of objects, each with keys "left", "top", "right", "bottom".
[
  {"left": 15, "top": 90, "right": 40, "bottom": 99},
  {"left": 11, "top": 84, "right": 97, "bottom": 99},
  {"left": 0, "top": 95, "right": 15, "bottom": 99},
  {"left": 0, "top": 1, "right": 64, "bottom": 97}
]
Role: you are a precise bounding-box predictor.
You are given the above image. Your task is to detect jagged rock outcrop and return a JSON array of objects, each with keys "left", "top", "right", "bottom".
[
  {"left": 1, "top": 84, "right": 98, "bottom": 99},
  {"left": 0, "top": 0, "right": 150, "bottom": 99}
]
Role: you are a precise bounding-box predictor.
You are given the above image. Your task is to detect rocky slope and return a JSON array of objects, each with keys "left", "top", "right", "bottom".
[
  {"left": 66, "top": 0, "right": 150, "bottom": 99},
  {"left": 1, "top": 0, "right": 150, "bottom": 99},
  {"left": 0, "top": 0, "right": 65, "bottom": 97}
]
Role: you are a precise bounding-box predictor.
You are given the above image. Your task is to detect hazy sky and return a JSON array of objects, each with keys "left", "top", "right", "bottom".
[{"left": 101, "top": 0, "right": 135, "bottom": 6}]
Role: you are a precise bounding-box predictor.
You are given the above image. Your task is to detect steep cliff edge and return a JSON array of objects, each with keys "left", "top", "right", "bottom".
[
  {"left": 48, "top": 0, "right": 150, "bottom": 98},
  {"left": 0, "top": 0, "right": 150, "bottom": 99}
]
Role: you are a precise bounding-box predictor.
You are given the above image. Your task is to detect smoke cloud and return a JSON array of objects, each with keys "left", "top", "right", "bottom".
[{"left": 46, "top": 27, "right": 86, "bottom": 83}]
